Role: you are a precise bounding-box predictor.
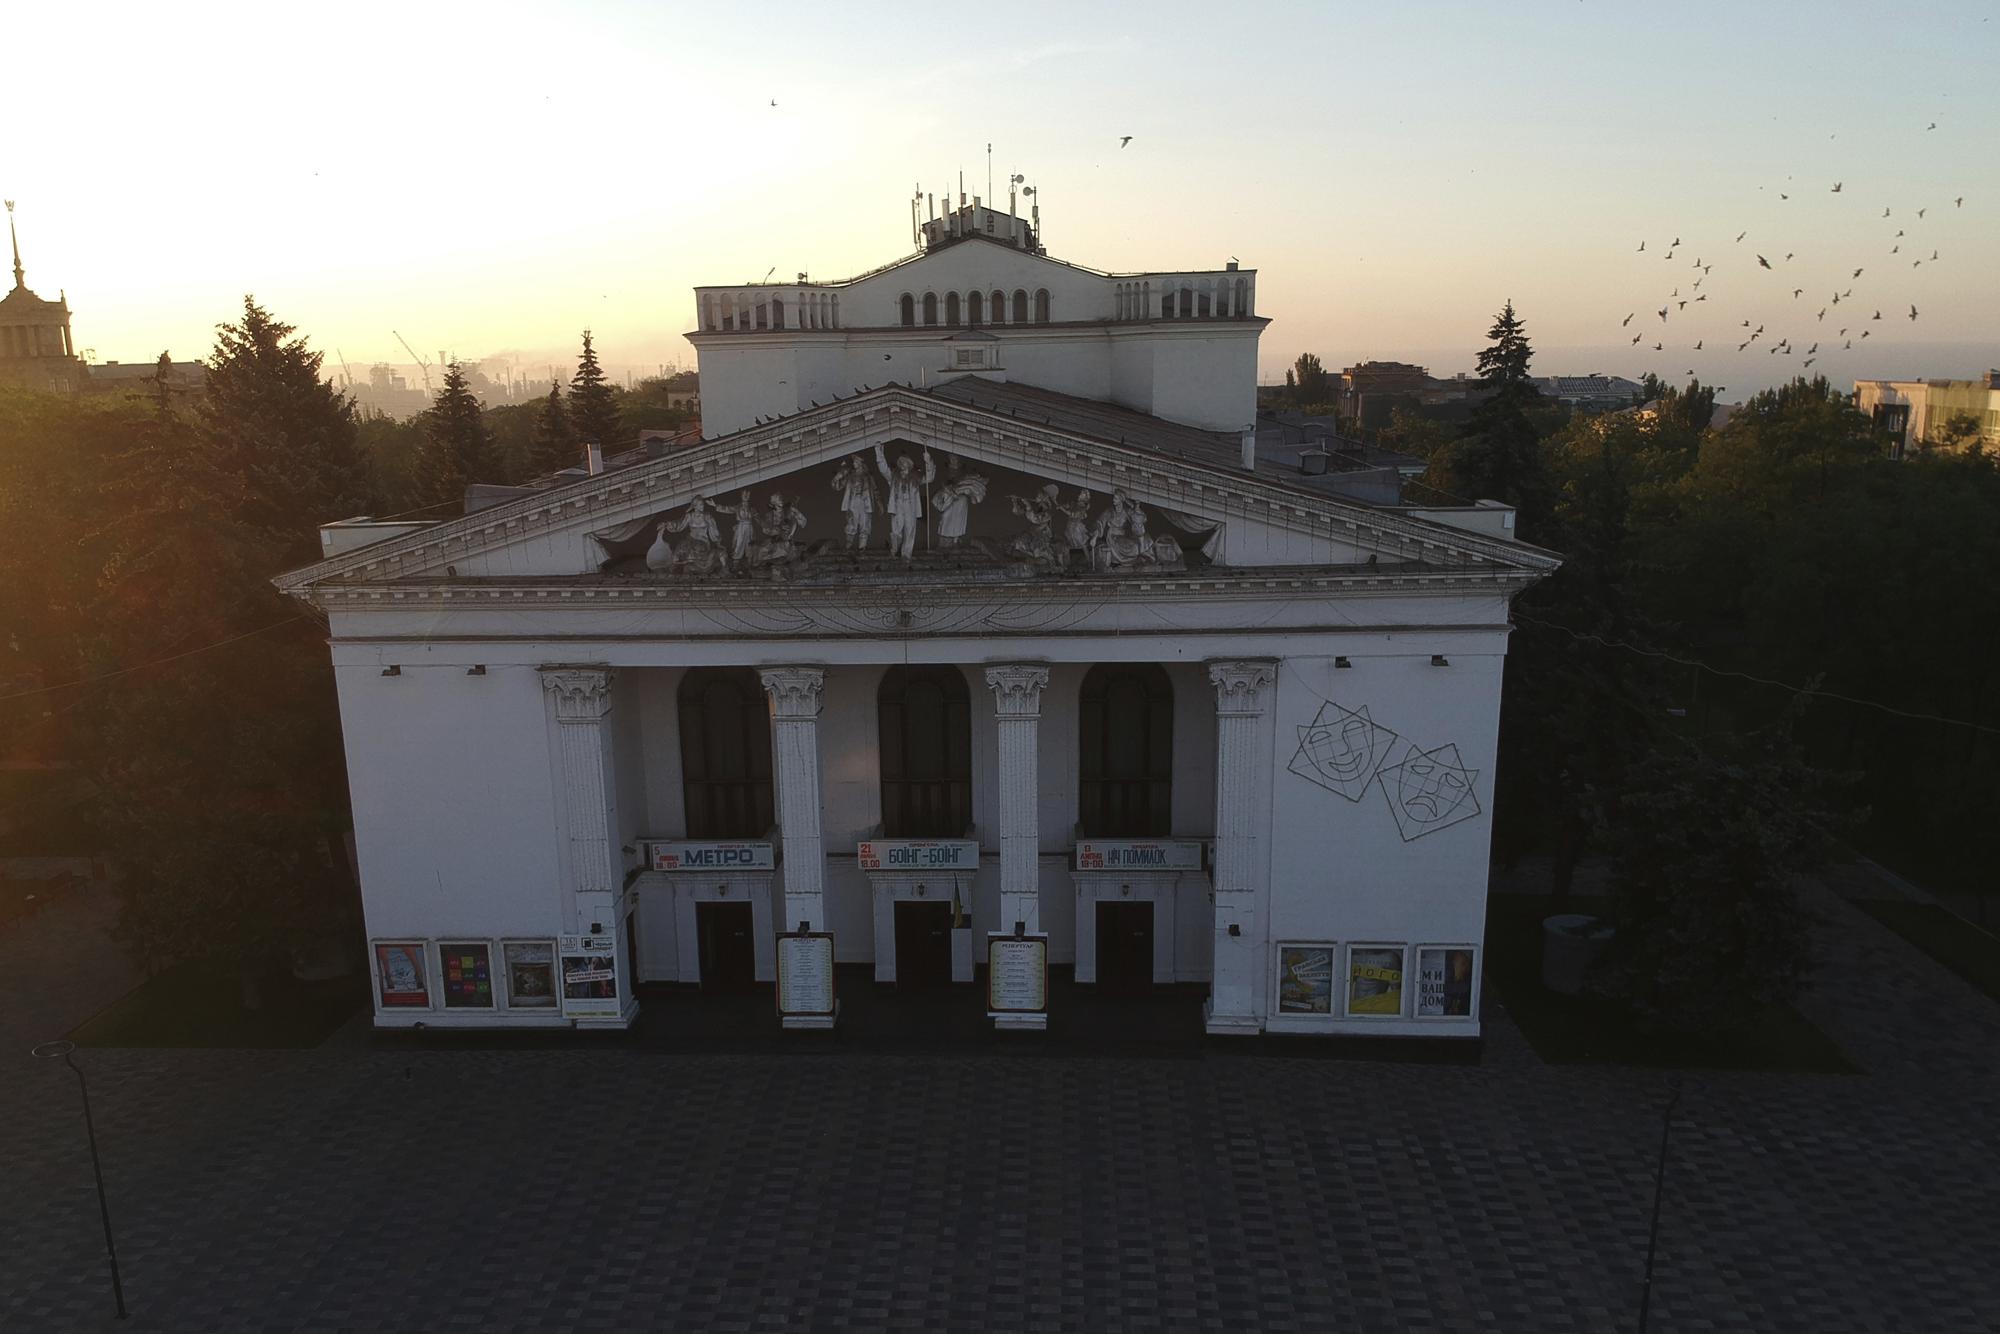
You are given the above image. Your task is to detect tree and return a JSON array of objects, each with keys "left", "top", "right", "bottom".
[
  {"left": 414, "top": 361, "right": 498, "bottom": 509},
  {"left": 1425, "top": 301, "right": 1553, "bottom": 534},
  {"left": 568, "top": 330, "right": 621, "bottom": 449},
  {"left": 1648, "top": 377, "right": 1717, "bottom": 439},
  {"left": 1292, "top": 352, "right": 1331, "bottom": 403},
  {"left": 523, "top": 383, "right": 577, "bottom": 477},
  {"left": 1589, "top": 722, "right": 1843, "bottom": 1033},
  {"left": 198, "top": 296, "right": 374, "bottom": 562},
  {"left": 1926, "top": 412, "right": 1982, "bottom": 453}
]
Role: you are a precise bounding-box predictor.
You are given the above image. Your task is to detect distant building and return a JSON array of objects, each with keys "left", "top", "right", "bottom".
[
  {"left": 1533, "top": 375, "right": 1645, "bottom": 412},
  {"left": 1854, "top": 373, "right": 2000, "bottom": 456},
  {"left": 0, "top": 203, "right": 87, "bottom": 394},
  {"left": 82, "top": 357, "right": 206, "bottom": 409}
]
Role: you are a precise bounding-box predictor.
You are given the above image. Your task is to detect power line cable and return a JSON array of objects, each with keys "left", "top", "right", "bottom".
[
  {"left": 0, "top": 615, "right": 312, "bottom": 704},
  {"left": 1513, "top": 609, "right": 2000, "bottom": 738}
]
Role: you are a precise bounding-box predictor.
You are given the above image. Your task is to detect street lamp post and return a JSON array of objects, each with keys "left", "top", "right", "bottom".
[{"left": 31, "top": 1040, "right": 127, "bottom": 1320}]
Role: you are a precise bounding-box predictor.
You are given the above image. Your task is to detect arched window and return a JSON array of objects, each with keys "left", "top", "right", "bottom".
[
  {"left": 968, "top": 290, "right": 983, "bottom": 325},
  {"left": 1034, "top": 288, "right": 1051, "bottom": 323},
  {"left": 1078, "top": 664, "right": 1174, "bottom": 837},
  {"left": 923, "top": 293, "right": 939, "bottom": 326},
  {"left": 678, "top": 668, "right": 774, "bottom": 839},
  {"left": 1215, "top": 284, "right": 1230, "bottom": 318},
  {"left": 1161, "top": 291, "right": 1176, "bottom": 319},
  {"left": 900, "top": 294, "right": 915, "bottom": 327},
  {"left": 771, "top": 296, "right": 785, "bottom": 328},
  {"left": 945, "top": 292, "right": 961, "bottom": 327},
  {"left": 1197, "top": 283, "right": 1211, "bottom": 318},
  {"left": 991, "top": 290, "right": 1007, "bottom": 324},
  {"left": 1012, "top": 289, "right": 1029, "bottom": 323},
  {"left": 831, "top": 294, "right": 840, "bottom": 327},
  {"left": 1179, "top": 284, "right": 1194, "bottom": 319},
  {"left": 878, "top": 666, "right": 972, "bottom": 838},
  {"left": 1235, "top": 277, "right": 1248, "bottom": 314}
]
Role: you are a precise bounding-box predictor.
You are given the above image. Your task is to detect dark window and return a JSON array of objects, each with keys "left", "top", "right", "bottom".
[
  {"left": 1034, "top": 288, "right": 1051, "bottom": 322},
  {"left": 991, "top": 290, "right": 1006, "bottom": 324},
  {"left": 923, "top": 293, "right": 939, "bottom": 326},
  {"left": 1079, "top": 664, "right": 1173, "bottom": 836},
  {"left": 899, "top": 294, "right": 915, "bottom": 326},
  {"left": 678, "top": 668, "right": 774, "bottom": 839},
  {"left": 1012, "top": 289, "right": 1029, "bottom": 323},
  {"left": 1161, "top": 292, "right": 1176, "bottom": 319},
  {"left": 945, "top": 292, "right": 961, "bottom": 327},
  {"left": 878, "top": 665, "right": 972, "bottom": 838},
  {"left": 968, "top": 290, "right": 983, "bottom": 324}
]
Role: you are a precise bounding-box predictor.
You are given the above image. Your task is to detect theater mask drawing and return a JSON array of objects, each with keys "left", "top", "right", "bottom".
[
  {"left": 1378, "top": 743, "right": 1482, "bottom": 841},
  {"left": 1287, "top": 701, "right": 1398, "bottom": 802}
]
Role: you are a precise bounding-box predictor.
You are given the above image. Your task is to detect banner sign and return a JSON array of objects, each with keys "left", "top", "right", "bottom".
[
  {"left": 1075, "top": 839, "right": 1203, "bottom": 872},
  {"left": 857, "top": 839, "right": 979, "bottom": 873},
  {"left": 987, "top": 933, "right": 1049, "bottom": 1014},
  {"left": 650, "top": 840, "right": 775, "bottom": 872},
  {"left": 559, "top": 933, "right": 621, "bottom": 1015},
  {"left": 776, "top": 932, "right": 837, "bottom": 1017}
]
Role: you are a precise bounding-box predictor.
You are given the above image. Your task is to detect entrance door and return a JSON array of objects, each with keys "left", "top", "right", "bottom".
[
  {"left": 695, "top": 901, "right": 757, "bottom": 992},
  {"left": 1096, "top": 901, "right": 1155, "bottom": 994},
  {"left": 893, "top": 900, "right": 954, "bottom": 991}
]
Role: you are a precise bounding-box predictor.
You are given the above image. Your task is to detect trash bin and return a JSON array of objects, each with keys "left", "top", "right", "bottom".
[{"left": 1542, "top": 913, "right": 1615, "bottom": 996}]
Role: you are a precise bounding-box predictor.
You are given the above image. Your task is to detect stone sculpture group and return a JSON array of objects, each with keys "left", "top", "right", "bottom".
[{"left": 641, "top": 448, "right": 1188, "bottom": 577}]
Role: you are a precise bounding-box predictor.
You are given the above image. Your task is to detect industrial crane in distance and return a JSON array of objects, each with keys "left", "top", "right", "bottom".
[{"left": 392, "top": 331, "right": 434, "bottom": 395}]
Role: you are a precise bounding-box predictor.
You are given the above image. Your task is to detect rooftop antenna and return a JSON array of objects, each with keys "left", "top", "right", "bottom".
[{"left": 986, "top": 144, "right": 993, "bottom": 203}]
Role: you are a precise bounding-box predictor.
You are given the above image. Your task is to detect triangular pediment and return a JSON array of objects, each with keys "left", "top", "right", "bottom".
[{"left": 275, "top": 385, "right": 1556, "bottom": 597}]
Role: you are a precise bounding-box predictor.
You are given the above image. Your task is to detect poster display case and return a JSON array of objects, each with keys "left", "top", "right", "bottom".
[
  {"left": 1274, "top": 943, "right": 1336, "bottom": 1015},
  {"left": 438, "top": 942, "right": 494, "bottom": 1009},
  {"left": 1346, "top": 944, "right": 1407, "bottom": 1017},
  {"left": 503, "top": 940, "right": 559, "bottom": 1009},
  {"left": 559, "top": 934, "right": 621, "bottom": 1017},
  {"left": 374, "top": 941, "right": 430, "bottom": 1009},
  {"left": 776, "top": 931, "right": 837, "bottom": 1023},
  {"left": 1415, "top": 945, "right": 1478, "bottom": 1018}
]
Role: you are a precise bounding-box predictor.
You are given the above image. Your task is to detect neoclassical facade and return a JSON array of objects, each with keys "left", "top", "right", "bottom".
[{"left": 280, "top": 206, "right": 1557, "bottom": 1038}]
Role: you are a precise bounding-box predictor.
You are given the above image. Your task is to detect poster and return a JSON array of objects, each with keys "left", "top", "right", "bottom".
[
  {"left": 375, "top": 942, "right": 429, "bottom": 1007},
  {"left": 503, "top": 941, "right": 557, "bottom": 1009},
  {"left": 776, "top": 933, "right": 836, "bottom": 1017},
  {"left": 987, "top": 934, "right": 1048, "bottom": 1013},
  {"left": 1276, "top": 945, "right": 1334, "bottom": 1014},
  {"left": 1417, "top": 947, "right": 1476, "bottom": 1017},
  {"left": 1075, "top": 840, "right": 1203, "bottom": 872},
  {"left": 560, "top": 934, "right": 621, "bottom": 1015},
  {"left": 439, "top": 942, "right": 493, "bottom": 1008},
  {"left": 1347, "top": 946, "right": 1405, "bottom": 1016},
  {"left": 650, "top": 840, "right": 774, "bottom": 872},
  {"left": 857, "top": 839, "right": 979, "bottom": 872}
]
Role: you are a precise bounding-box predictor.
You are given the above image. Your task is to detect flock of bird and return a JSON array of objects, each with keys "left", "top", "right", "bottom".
[{"left": 1620, "top": 145, "right": 1966, "bottom": 382}]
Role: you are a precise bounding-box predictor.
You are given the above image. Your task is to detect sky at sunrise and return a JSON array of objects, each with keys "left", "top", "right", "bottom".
[{"left": 9, "top": 0, "right": 1998, "bottom": 397}]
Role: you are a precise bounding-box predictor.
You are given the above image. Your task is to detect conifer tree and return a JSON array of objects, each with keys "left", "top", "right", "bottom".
[
  {"left": 197, "top": 296, "right": 375, "bottom": 561},
  {"left": 568, "top": 330, "right": 622, "bottom": 451},
  {"left": 1426, "top": 300, "right": 1552, "bottom": 534},
  {"left": 524, "top": 382, "right": 577, "bottom": 476},
  {"left": 415, "top": 361, "right": 497, "bottom": 510}
]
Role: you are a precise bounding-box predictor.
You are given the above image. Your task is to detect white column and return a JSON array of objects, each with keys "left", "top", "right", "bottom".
[
  {"left": 1206, "top": 660, "right": 1277, "bottom": 1036},
  {"left": 760, "top": 667, "right": 827, "bottom": 933},
  {"left": 984, "top": 664, "right": 1049, "bottom": 935},
  {"left": 540, "top": 667, "right": 618, "bottom": 929}
]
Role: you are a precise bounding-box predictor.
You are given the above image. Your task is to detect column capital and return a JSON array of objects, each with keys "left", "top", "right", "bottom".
[
  {"left": 760, "top": 666, "right": 825, "bottom": 719},
  {"left": 983, "top": 664, "right": 1050, "bottom": 719},
  {"left": 540, "top": 666, "right": 614, "bottom": 722},
  {"left": 1207, "top": 660, "right": 1276, "bottom": 716}
]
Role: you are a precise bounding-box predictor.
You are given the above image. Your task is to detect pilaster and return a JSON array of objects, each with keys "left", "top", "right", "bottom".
[
  {"left": 761, "top": 666, "right": 828, "bottom": 932},
  {"left": 1206, "top": 659, "right": 1277, "bottom": 1035},
  {"left": 540, "top": 667, "right": 618, "bottom": 929},
  {"left": 984, "top": 664, "right": 1049, "bottom": 935}
]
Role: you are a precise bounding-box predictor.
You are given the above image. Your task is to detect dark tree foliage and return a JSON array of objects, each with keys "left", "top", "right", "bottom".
[
  {"left": 1292, "top": 352, "right": 1331, "bottom": 402},
  {"left": 1589, "top": 721, "right": 1844, "bottom": 1033},
  {"left": 1648, "top": 377, "right": 1717, "bottom": 440},
  {"left": 1426, "top": 301, "right": 1554, "bottom": 536},
  {"left": 568, "top": 330, "right": 622, "bottom": 449},
  {"left": 415, "top": 361, "right": 498, "bottom": 509},
  {"left": 524, "top": 382, "right": 577, "bottom": 477},
  {"left": 198, "top": 296, "right": 374, "bottom": 562}
]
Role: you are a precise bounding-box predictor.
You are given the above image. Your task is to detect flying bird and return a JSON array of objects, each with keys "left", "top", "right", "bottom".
[
  {"left": 1818, "top": 308, "right": 1826, "bottom": 321},
  {"left": 1637, "top": 240, "right": 1646, "bottom": 252},
  {"left": 1892, "top": 245, "right": 1900, "bottom": 254},
  {"left": 1956, "top": 196, "right": 1964, "bottom": 207},
  {"left": 1120, "top": 136, "right": 1132, "bottom": 147},
  {"left": 1909, "top": 304, "right": 1919, "bottom": 321},
  {"left": 1780, "top": 193, "right": 1789, "bottom": 200},
  {"left": 1804, "top": 358, "right": 1815, "bottom": 368},
  {"left": 1658, "top": 307, "right": 1669, "bottom": 321},
  {"left": 1736, "top": 230, "right": 1747, "bottom": 241},
  {"left": 770, "top": 99, "right": 777, "bottom": 106},
  {"left": 1918, "top": 208, "right": 1927, "bottom": 218},
  {"left": 1793, "top": 288, "right": 1803, "bottom": 298},
  {"left": 1928, "top": 122, "right": 1937, "bottom": 130},
  {"left": 1831, "top": 182, "right": 1843, "bottom": 192},
  {"left": 1862, "top": 330, "right": 1871, "bottom": 338},
  {"left": 1631, "top": 333, "right": 1643, "bottom": 344},
  {"left": 1622, "top": 312, "right": 1634, "bottom": 326},
  {"left": 1807, "top": 342, "right": 1818, "bottom": 354},
  {"left": 1853, "top": 268, "right": 1864, "bottom": 278},
  {"left": 1738, "top": 341, "right": 1751, "bottom": 351},
  {"left": 1872, "top": 310, "right": 1882, "bottom": 320},
  {"left": 1895, "top": 229, "right": 1904, "bottom": 237},
  {"left": 1844, "top": 340, "right": 1852, "bottom": 349},
  {"left": 1931, "top": 249, "right": 1939, "bottom": 260},
  {"left": 1694, "top": 340, "right": 1703, "bottom": 350},
  {"left": 1757, "top": 254, "right": 1772, "bottom": 268},
  {"left": 1883, "top": 207, "right": 1892, "bottom": 218},
  {"left": 1695, "top": 294, "right": 1707, "bottom": 302},
  {"left": 1653, "top": 342, "right": 1663, "bottom": 351}
]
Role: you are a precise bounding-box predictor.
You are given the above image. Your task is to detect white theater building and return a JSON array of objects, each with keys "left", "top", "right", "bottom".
[{"left": 278, "top": 194, "right": 1557, "bottom": 1038}]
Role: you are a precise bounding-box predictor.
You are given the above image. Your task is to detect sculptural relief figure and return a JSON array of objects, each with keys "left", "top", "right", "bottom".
[
  {"left": 874, "top": 442, "right": 936, "bottom": 559},
  {"left": 1092, "top": 489, "right": 1147, "bottom": 569},
  {"left": 1006, "top": 484, "right": 1062, "bottom": 566},
  {"left": 658, "top": 495, "right": 725, "bottom": 575},
  {"left": 1056, "top": 488, "right": 1094, "bottom": 563},
  {"left": 831, "top": 456, "right": 878, "bottom": 551},
  {"left": 645, "top": 520, "right": 675, "bottom": 573},
  {"left": 727, "top": 491, "right": 756, "bottom": 572},
  {"left": 928, "top": 453, "right": 988, "bottom": 549},
  {"left": 753, "top": 492, "right": 809, "bottom": 568}
]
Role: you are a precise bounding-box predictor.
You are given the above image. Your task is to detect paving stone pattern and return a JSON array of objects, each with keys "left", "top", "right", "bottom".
[{"left": 4, "top": 879, "right": 1997, "bottom": 1333}]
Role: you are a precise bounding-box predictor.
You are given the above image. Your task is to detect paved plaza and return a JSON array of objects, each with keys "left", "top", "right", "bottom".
[{"left": 5, "top": 876, "right": 1998, "bottom": 1333}]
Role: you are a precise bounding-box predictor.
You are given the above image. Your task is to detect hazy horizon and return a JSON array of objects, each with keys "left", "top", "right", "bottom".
[{"left": 10, "top": 0, "right": 1997, "bottom": 401}]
